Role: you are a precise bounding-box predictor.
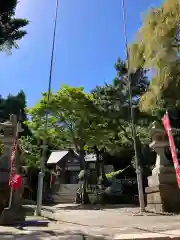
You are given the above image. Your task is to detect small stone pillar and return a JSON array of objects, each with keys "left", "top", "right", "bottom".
[{"left": 145, "top": 121, "right": 180, "bottom": 212}]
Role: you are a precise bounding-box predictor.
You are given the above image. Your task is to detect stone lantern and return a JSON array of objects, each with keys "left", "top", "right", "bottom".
[
  {"left": 1, "top": 119, "right": 16, "bottom": 137},
  {"left": 85, "top": 154, "right": 97, "bottom": 170},
  {"left": 0, "top": 115, "right": 17, "bottom": 183},
  {"left": 0, "top": 115, "right": 24, "bottom": 225},
  {"left": 149, "top": 121, "right": 170, "bottom": 175},
  {"left": 145, "top": 121, "right": 180, "bottom": 212}
]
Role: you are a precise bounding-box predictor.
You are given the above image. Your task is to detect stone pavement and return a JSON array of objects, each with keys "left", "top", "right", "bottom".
[
  {"left": 40, "top": 204, "right": 180, "bottom": 239},
  {"left": 1, "top": 223, "right": 180, "bottom": 240},
  {"left": 2, "top": 205, "right": 180, "bottom": 239},
  {"left": 1, "top": 215, "right": 180, "bottom": 239},
  {"left": 0, "top": 217, "right": 87, "bottom": 240}
]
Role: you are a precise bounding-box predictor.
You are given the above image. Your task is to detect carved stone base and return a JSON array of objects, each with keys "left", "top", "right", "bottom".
[
  {"left": 148, "top": 167, "right": 177, "bottom": 187},
  {"left": 145, "top": 184, "right": 180, "bottom": 213},
  {"left": 0, "top": 183, "right": 10, "bottom": 215},
  {"left": 0, "top": 207, "right": 26, "bottom": 226}
]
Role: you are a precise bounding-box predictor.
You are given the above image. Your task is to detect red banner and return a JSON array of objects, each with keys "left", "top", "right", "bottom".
[
  {"left": 162, "top": 111, "right": 180, "bottom": 188},
  {"left": 9, "top": 140, "right": 17, "bottom": 187},
  {"left": 9, "top": 140, "right": 22, "bottom": 190}
]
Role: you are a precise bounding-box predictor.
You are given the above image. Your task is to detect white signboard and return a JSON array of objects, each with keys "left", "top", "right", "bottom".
[{"left": 84, "top": 154, "right": 97, "bottom": 162}]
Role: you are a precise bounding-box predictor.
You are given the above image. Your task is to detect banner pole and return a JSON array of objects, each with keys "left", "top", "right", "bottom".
[{"left": 8, "top": 188, "right": 13, "bottom": 209}]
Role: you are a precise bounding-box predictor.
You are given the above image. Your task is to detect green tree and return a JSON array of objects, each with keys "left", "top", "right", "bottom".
[
  {"left": 0, "top": 90, "right": 27, "bottom": 120},
  {"left": 130, "top": 0, "right": 180, "bottom": 114},
  {"left": 0, "top": 0, "right": 29, "bottom": 52},
  {"left": 26, "top": 85, "right": 104, "bottom": 154},
  {"left": 92, "top": 58, "right": 151, "bottom": 152},
  {"left": 0, "top": 90, "right": 31, "bottom": 136},
  {"left": 25, "top": 61, "right": 153, "bottom": 172},
  {"left": 20, "top": 136, "right": 41, "bottom": 169},
  {"left": 129, "top": 0, "right": 180, "bottom": 171}
]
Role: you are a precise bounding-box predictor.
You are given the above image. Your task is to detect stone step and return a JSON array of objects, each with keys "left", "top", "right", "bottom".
[
  {"left": 48, "top": 198, "right": 74, "bottom": 204},
  {"left": 51, "top": 194, "right": 75, "bottom": 198},
  {"left": 47, "top": 194, "right": 75, "bottom": 203}
]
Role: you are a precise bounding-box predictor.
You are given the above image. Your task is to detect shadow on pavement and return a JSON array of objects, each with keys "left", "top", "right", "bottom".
[
  {"left": 16, "top": 220, "right": 49, "bottom": 228},
  {"left": 0, "top": 232, "right": 19, "bottom": 239},
  {"left": 0, "top": 230, "right": 108, "bottom": 240},
  {"left": 49, "top": 204, "right": 137, "bottom": 211}
]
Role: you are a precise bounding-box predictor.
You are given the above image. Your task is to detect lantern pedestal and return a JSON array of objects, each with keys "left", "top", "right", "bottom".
[
  {"left": 145, "top": 122, "right": 180, "bottom": 213},
  {"left": 146, "top": 166, "right": 180, "bottom": 212},
  {"left": 0, "top": 206, "right": 25, "bottom": 226},
  {"left": 0, "top": 186, "right": 25, "bottom": 225},
  {"left": 146, "top": 184, "right": 180, "bottom": 213}
]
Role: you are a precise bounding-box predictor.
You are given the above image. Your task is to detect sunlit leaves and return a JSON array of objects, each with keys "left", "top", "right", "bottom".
[
  {"left": 130, "top": 0, "right": 180, "bottom": 113},
  {"left": 20, "top": 136, "right": 41, "bottom": 169},
  {"left": 26, "top": 85, "right": 104, "bottom": 151}
]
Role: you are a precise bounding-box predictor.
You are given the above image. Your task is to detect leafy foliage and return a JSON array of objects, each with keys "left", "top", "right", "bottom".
[
  {"left": 25, "top": 60, "right": 153, "bottom": 171},
  {"left": 130, "top": 0, "right": 180, "bottom": 113},
  {"left": 20, "top": 136, "right": 41, "bottom": 169},
  {"left": 91, "top": 58, "right": 151, "bottom": 151},
  {"left": 26, "top": 85, "right": 104, "bottom": 152},
  {"left": 0, "top": 90, "right": 27, "bottom": 121},
  {"left": 0, "top": 0, "right": 29, "bottom": 52},
  {"left": 0, "top": 90, "right": 30, "bottom": 136},
  {"left": 129, "top": 0, "right": 180, "bottom": 169}
]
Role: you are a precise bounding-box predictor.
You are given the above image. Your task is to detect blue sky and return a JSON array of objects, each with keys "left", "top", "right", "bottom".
[{"left": 0, "top": 0, "right": 162, "bottom": 107}]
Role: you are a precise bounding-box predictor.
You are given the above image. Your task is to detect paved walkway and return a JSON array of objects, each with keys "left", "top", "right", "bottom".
[
  {"left": 39, "top": 204, "right": 180, "bottom": 239},
  {"left": 1, "top": 222, "right": 180, "bottom": 239},
  {"left": 2, "top": 205, "right": 180, "bottom": 239},
  {"left": 1, "top": 223, "right": 180, "bottom": 240}
]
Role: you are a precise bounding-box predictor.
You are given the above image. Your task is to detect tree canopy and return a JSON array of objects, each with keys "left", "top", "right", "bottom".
[
  {"left": 130, "top": 0, "right": 180, "bottom": 114},
  {"left": 0, "top": 90, "right": 27, "bottom": 121},
  {"left": 91, "top": 58, "right": 151, "bottom": 151},
  {"left": 0, "top": 0, "right": 29, "bottom": 52},
  {"left": 0, "top": 90, "right": 31, "bottom": 137},
  {"left": 26, "top": 85, "right": 105, "bottom": 152},
  {"left": 10, "top": 0, "right": 179, "bottom": 175},
  {"left": 25, "top": 59, "right": 153, "bottom": 172}
]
